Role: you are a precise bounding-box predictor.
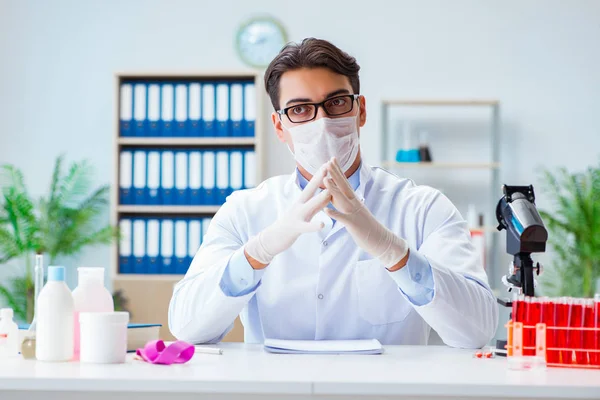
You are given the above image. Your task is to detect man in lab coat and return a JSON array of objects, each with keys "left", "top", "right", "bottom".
[{"left": 169, "top": 38, "right": 498, "bottom": 348}]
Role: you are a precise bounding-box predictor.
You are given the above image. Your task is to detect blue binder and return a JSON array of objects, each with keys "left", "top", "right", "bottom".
[
  {"left": 216, "top": 150, "right": 230, "bottom": 204},
  {"left": 146, "top": 151, "right": 161, "bottom": 205},
  {"left": 188, "top": 151, "right": 202, "bottom": 205},
  {"left": 160, "top": 219, "right": 175, "bottom": 274},
  {"left": 187, "top": 82, "right": 202, "bottom": 137},
  {"left": 119, "top": 218, "right": 133, "bottom": 273},
  {"left": 174, "top": 83, "right": 188, "bottom": 137},
  {"left": 202, "top": 217, "right": 212, "bottom": 245},
  {"left": 174, "top": 218, "right": 188, "bottom": 274},
  {"left": 161, "top": 83, "right": 175, "bottom": 137},
  {"left": 147, "top": 83, "right": 161, "bottom": 137},
  {"left": 119, "top": 83, "right": 133, "bottom": 137},
  {"left": 230, "top": 83, "right": 244, "bottom": 137},
  {"left": 174, "top": 151, "right": 189, "bottom": 205},
  {"left": 243, "top": 149, "right": 257, "bottom": 189},
  {"left": 187, "top": 219, "right": 201, "bottom": 270},
  {"left": 202, "top": 150, "right": 216, "bottom": 205},
  {"left": 216, "top": 83, "right": 230, "bottom": 137},
  {"left": 119, "top": 150, "right": 134, "bottom": 205},
  {"left": 132, "top": 218, "right": 146, "bottom": 274},
  {"left": 133, "top": 150, "right": 148, "bottom": 204},
  {"left": 160, "top": 150, "right": 175, "bottom": 205},
  {"left": 146, "top": 218, "right": 160, "bottom": 274},
  {"left": 202, "top": 83, "right": 216, "bottom": 137},
  {"left": 229, "top": 149, "right": 244, "bottom": 196},
  {"left": 243, "top": 82, "right": 256, "bottom": 137},
  {"left": 133, "top": 83, "right": 147, "bottom": 137}
]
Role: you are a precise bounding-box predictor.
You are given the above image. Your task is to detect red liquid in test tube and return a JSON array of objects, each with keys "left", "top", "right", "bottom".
[
  {"left": 514, "top": 294, "right": 525, "bottom": 323},
  {"left": 512, "top": 295, "right": 524, "bottom": 355},
  {"left": 583, "top": 299, "right": 594, "bottom": 365},
  {"left": 542, "top": 297, "right": 558, "bottom": 363},
  {"left": 593, "top": 295, "right": 600, "bottom": 366},
  {"left": 556, "top": 297, "right": 570, "bottom": 364},
  {"left": 569, "top": 298, "right": 585, "bottom": 365},
  {"left": 524, "top": 297, "right": 537, "bottom": 356},
  {"left": 532, "top": 297, "right": 542, "bottom": 356}
]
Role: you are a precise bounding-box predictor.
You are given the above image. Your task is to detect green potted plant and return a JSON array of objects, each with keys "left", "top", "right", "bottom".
[
  {"left": 538, "top": 161, "right": 600, "bottom": 298},
  {"left": 0, "top": 155, "right": 118, "bottom": 322}
]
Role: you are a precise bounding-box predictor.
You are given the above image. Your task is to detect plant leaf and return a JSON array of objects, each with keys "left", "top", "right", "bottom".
[{"left": 539, "top": 159, "right": 600, "bottom": 297}]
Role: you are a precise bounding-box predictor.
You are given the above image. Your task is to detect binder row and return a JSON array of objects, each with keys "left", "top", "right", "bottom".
[
  {"left": 119, "top": 148, "right": 256, "bottom": 206},
  {"left": 119, "top": 81, "right": 256, "bottom": 137},
  {"left": 119, "top": 217, "right": 212, "bottom": 275}
]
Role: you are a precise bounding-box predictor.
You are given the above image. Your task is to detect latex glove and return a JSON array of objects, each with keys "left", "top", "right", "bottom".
[
  {"left": 323, "top": 158, "right": 408, "bottom": 269},
  {"left": 245, "top": 166, "right": 331, "bottom": 266}
]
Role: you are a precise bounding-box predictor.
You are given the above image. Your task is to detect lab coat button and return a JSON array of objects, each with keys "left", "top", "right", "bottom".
[
  {"left": 414, "top": 272, "right": 421, "bottom": 282},
  {"left": 318, "top": 294, "right": 324, "bottom": 300},
  {"left": 323, "top": 241, "right": 328, "bottom": 247}
]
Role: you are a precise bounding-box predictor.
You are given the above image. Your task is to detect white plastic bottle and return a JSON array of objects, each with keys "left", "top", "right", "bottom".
[
  {"left": 36, "top": 266, "right": 74, "bottom": 362},
  {"left": 72, "top": 267, "right": 114, "bottom": 357},
  {"left": 0, "top": 308, "right": 19, "bottom": 358}
]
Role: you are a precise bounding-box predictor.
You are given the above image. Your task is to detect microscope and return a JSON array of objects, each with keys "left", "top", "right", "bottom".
[
  {"left": 494, "top": 185, "right": 548, "bottom": 352},
  {"left": 496, "top": 184, "right": 548, "bottom": 298}
]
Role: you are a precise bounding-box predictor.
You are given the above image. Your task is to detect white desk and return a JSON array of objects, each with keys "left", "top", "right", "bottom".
[{"left": 0, "top": 343, "right": 599, "bottom": 400}]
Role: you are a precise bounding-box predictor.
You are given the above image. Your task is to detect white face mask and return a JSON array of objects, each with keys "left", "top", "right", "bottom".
[{"left": 284, "top": 113, "right": 360, "bottom": 175}]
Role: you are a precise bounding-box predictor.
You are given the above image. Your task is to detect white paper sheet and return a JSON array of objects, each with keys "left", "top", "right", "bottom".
[{"left": 263, "top": 339, "right": 383, "bottom": 355}]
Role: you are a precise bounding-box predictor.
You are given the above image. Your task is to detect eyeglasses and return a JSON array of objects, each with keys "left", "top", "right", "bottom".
[{"left": 277, "top": 94, "right": 360, "bottom": 123}]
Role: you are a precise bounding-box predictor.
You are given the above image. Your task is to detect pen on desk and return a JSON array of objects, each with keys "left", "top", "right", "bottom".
[{"left": 194, "top": 346, "right": 223, "bottom": 355}]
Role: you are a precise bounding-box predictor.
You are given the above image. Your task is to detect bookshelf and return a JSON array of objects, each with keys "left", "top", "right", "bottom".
[
  {"left": 112, "top": 71, "right": 265, "bottom": 280},
  {"left": 381, "top": 99, "right": 501, "bottom": 288},
  {"left": 111, "top": 71, "right": 265, "bottom": 341}
]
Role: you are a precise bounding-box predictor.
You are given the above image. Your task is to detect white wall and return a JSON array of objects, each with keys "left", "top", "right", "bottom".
[{"left": 1, "top": 0, "right": 599, "bottom": 295}]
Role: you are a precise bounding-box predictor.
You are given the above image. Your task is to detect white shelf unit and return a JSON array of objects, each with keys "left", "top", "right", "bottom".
[
  {"left": 383, "top": 162, "right": 501, "bottom": 170},
  {"left": 381, "top": 99, "right": 501, "bottom": 288},
  {"left": 111, "top": 71, "right": 266, "bottom": 282}
]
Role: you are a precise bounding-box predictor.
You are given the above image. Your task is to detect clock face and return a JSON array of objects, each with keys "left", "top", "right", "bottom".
[{"left": 236, "top": 17, "right": 287, "bottom": 68}]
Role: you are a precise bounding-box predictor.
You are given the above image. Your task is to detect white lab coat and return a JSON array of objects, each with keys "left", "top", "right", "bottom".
[{"left": 169, "top": 163, "right": 498, "bottom": 348}]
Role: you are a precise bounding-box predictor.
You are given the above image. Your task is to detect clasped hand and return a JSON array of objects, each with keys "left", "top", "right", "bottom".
[{"left": 245, "top": 158, "right": 408, "bottom": 270}]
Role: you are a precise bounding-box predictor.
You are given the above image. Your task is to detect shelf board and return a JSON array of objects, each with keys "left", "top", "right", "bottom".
[
  {"left": 384, "top": 161, "right": 500, "bottom": 169},
  {"left": 116, "top": 70, "right": 258, "bottom": 79},
  {"left": 113, "top": 274, "right": 183, "bottom": 282},
  {"left": 382, "top": 99, "right": 499, "bottom": 107},
  {"left": 118, "top": 205, "right": 220, "bottom": 214},
  {"left": 117, "top": 137, "right": 256, "bottom": 146}
]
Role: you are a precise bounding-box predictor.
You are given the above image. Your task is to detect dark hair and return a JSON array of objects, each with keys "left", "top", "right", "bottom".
[{"left": 264, "top": 38, "right": 361, "bottom": 110}]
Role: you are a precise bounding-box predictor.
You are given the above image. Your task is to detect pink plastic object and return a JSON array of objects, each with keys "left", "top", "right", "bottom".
[{"left": 136, "top": 340, "right": 195, "bottom": 365}]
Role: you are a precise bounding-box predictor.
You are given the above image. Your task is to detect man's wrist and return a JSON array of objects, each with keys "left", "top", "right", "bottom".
[
  {"left": 244, "top": 248, "right": 269, "bottom": 270},
  {"left": 386, "top": 249, "right": 410, "bottom": 272}
]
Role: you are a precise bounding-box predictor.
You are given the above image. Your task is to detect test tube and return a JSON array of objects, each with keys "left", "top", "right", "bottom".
[
  {"left": 27, "top": 254, "right": 44, "bottom": 333},
  {"left": 524, "top": 296, "right": 536, "bottom": 356},
  {"left": 583, "top": 299, "right": 594, "bottom": 365},
  {"left": 512, "top": 294, "right": 524, "bottom": 323},
  {"left": 511, "top": 295, "right": 526, "bottom": 356},
  {"left": 542, "top": 297, "right": 558, "bottom": 363},
  {"left": 569, "top": 298, "right": 585, "bottom": 365},
  {"left": 593, "top": 295, "right": 600, "bottom": 366},
  {"left": 556, "top": 297, "right": 570, "bottom": 364}
]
